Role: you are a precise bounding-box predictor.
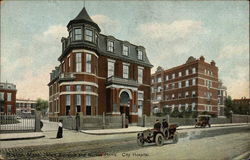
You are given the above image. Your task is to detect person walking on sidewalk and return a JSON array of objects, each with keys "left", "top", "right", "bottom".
[{"left": 56, "top": 120, "right": 63, "bottom": 138}]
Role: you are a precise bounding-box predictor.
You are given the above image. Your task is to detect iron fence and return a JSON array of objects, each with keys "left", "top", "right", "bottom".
[{"left": 0, "top": 114, "right": 35, "bottom": 133}]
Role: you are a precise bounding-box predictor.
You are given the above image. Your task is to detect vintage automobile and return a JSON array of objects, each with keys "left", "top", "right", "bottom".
[
  {"left": 195, "top": 115, "right": 211, "bottom": 128},
  {"left": 137, "top": 124, "right": 179, "bottom": 146}
]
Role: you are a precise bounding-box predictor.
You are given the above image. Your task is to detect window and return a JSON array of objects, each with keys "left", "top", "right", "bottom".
[
  {"left": 178, "top": 93, "right": 182, "bottom": 99},
  {"left": 76, "top": 85, "right": 81, "bottom": 91},
  {"left": 138, "top": 68, "right": 143, "bottom": 84},
  {"left": 7, "top": 93, "right": 12, "bottom": 101},
  {"left": 185, "top": 91, "right": 189, "bottom": 98},
  {"left": 85, "top": 29, "right": 93, "bottom": 42},
  {"left": 86, "top": 54, "right": 91, "bottom": 73},
  {"left": 66, "top": 95, "right": 71, "bottom": 106},
  {"left": 186, "top": 69, "right": 189, "bottom": 75},
  {"left": 172, "top": 73, "right": 175, "bottom": 79},
  {"left": 7, "top": 105, "right": 12, "bottom": 113},
  {"left": 204, "top": 69, "right": 207, "bottom": 74},
  {"left": 192, "top": 68, "right": 196, "bottom": 74},
  {"left": 108, "top": 60, "right": 115, "bottom": 77},
  {"left": 192, "top": 103, "right": 196, "bottom": 111},
  {"left": 157, "top": 95, "right": 162, "bottom": 100},
  {"left": 186, "top": 80, "right": 189, "bottom": 87},
  {"left": 76, "top": 95, "right": 81, "bottom": 112},
  {"left": 123, "top": 64, "right": 129, "bottom": 79},
  {"left": 166, "top": 75, "right": 169, "bottom": 81},
  {"left": 74, "top": 28, "right": 82, "bottom": 41},
  {"left": 68, "top": 56, "right": 70, "bottom": 69},
  {"left": 86, "top": 95, "right": 91, "bottom": 115},
  {"left": 165, "top": 95, "right": 169, "bottom": 100},
  {"left": 151, "top": 87, "right": 154, "bottom": 93},
  {"left": 138, "top": 50, "right": 143, "bottom": 60},
  {"left": 178, "top": 104, "right": 182, "bottom": 112},
  {"left": 179, "top": 72, "right": 182, "bottom": 77},
  {"left": 76, "top": 53, "right": 82, "bottom": 72},
  {"left": 185, "top": 103, "right": 189, "bottom": 110},
  {"left": 178, "top": 82, "right": 182, "bottom": 88},
  {"left": 85, "top": 86, "right": 92, "bottom": 92},
  {"left": 95, "top": 33, "right": 98, "bottom": 44},
  {"left": 69, "top": 30, "right": 72, "bottom": 41},
  {"left": 157, "top": 86, "right": 161, "bottom": 92},
  {"left": 0, "top": 92, "right": 4, "bottom": 100},
  {"left": 172, "top": 83, "right": 175, "bottom": 89},
  {"left": 66, "top": 86, "right": 70, "bottom": 91},
  {"left": 107, "top": 41, "right": 114, "bottom": 52},
  {"left": 123, "top": 45, "right": 129, "bottom": 56},
  {"left": 152, "top": 79, "right": 154, "bottom": 83},
  {"left": 157, "top": 77, "right": 162, "bottom": 83},
  {"left": 192, "top": 91, "right": 196, "bottom": 97},
  {"left": 172, "top": 94, "right": 175, "bottom": 99},
  {"left": 165, "top": 84, "right": 169, "bottom": 90},
  {"left": 192, "top": 78, "right": 196, "bottom": 85}
]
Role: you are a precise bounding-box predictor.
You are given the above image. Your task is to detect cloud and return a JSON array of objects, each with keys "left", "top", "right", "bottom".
[
  {"left": 137, "top": 20, "right": 207, "bottom": 40},
  {"left": 91, "top": 15, "right": 121, "bottom": 35},
  {"left": 2, "top": 25, "right": 68, "bottom": 100},
  {"left": 218, "top": 44, "right": 248, "bottom": 59}
]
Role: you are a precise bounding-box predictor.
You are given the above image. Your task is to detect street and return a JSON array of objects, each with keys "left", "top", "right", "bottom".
[{"left": 0, "top": 122, "right": 249, "bottom": 160}]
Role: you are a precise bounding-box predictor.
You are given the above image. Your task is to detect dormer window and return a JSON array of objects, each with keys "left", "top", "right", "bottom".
[
  {"left": 74, "top": 28, "right": 82, "bottom": 41},
  {"left": 85, "top": 29, "right": 93, "bottom": 42},
  {"left": 107, "top": 41, "right": 114, "bottom": 52},
  {"left": 69, "top": 31, "right": 73, "bottom": 42},
  {"left": 122, "top": 45, "right": 129, "bottom": 56},
  {"left": 138, "top": 50, "right": 143, "bottom": 60}
]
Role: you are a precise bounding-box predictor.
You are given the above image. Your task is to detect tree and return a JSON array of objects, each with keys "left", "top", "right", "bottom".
[
  {"left": 163, "top": 107, "right": 171, "bottom": 115},
  {"left": 170, "top": 107, "right": 181, "bottom": 118},
  {"left": 224, "top": 96, "right": 233, "bottom": 118},
  {"left": 36, "top": 98, "right": 48, "bottom": 116}
]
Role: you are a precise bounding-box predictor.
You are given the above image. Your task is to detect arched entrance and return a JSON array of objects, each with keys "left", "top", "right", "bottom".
[{"left": 119, "top": 89, "right": 132, "bottom": 122}]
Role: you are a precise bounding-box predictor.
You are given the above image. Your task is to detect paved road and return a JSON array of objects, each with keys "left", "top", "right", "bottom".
[{"left": 1, "top": 125, "right": 249, "bottom": 160}]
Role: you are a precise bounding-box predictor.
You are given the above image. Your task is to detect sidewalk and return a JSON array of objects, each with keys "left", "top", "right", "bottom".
[
  {"left": 81, "top": 123, "right": 249, "bottom": 135},
  {"left": 0, "top": 132, "right": 45, "bottom": 141}
]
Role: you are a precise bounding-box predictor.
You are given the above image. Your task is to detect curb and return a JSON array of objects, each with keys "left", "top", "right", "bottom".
[
  {"left": 0, "top": 133, "right": 45, "bottom": 141},
  {"left": 80, "top": 130, "right": 142, "bottom": 135}
]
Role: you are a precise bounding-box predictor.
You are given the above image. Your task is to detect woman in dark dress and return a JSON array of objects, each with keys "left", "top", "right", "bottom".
[{"left": 56, "top": 120, "right": 63, "bottom": 138}]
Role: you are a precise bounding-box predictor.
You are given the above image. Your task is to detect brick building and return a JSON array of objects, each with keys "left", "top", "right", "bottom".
[
  {"left": 217, "top": 80, "right": 227, "bottom": 117},
  {"left": 233, "top": 98, "right": 250, "bottom": 106},
  {"left": 151, "top": 56, "right": 219, "bottom": 116},
  {"left": 16, "top": 99, "right": 37, "bottom": 116},
  {"left": 48, "top": 8, "right": 153, "bottom": 123},
  {"left": 0, "top": 82, "right": 17, "bottom": 114}
]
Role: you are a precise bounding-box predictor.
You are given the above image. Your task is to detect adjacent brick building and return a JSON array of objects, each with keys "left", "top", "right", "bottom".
[
  {"left": 233, "top": 98, "right": 250, "bottom": 106},
  {"left": 0, "top": 82, "right": 17, "bottom": 114},
  {"left": 48, "top": 8, "right": 153, "bottom": 123},
  {"left": 151, "top": 56, "right": 219, "bottom": 116},
  {"left": 16, "top": 99, "right": 37, "bottom": 116}
]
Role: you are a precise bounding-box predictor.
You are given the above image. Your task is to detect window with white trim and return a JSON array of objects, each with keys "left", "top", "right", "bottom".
[
  {"left": 138, "top": 68, "right": 143, "bottom": 84},
  {"left": 192, "top": 68, "right": 196, "bottom": 73},
  {"left": 122, "top": 45, "right": 129, "bottom": 56},
  {"left": 178, "top": 72, "right": 182, "bottom": 77},
  {"left": 86, "top": 95, "right": 91, "bottom": 115},
  {"left": 186, "top": 69, "right": 189, "bottom": 75},
  {"left": 172, "top": 73, "right": 175, "bottom": 79},
  {"left": 7, "top": 105, "right": 12, "bottom": 112},
  {"left": 166, "top": 75, "right": 169, "bottom": 81},
  {"left": 74, "top": 28, "right": 82, "bottom": 41},
  {"left": 178, "top": 82, "right": 182, "bottom": 88},
  {"left": 192, "top": 103, "right": 196, "bottom": 111},
  {"left": 7, "top": 93, "right": 12, "bottom": 101},
  {"left": 137, "top": 50, "right": 143, "bottom": 60},
  {"left": 86, "top": 54, "right": 91, "bottom": 73},
  {"left": 108, "top": 61, "right": 115, "bottom": 77},
  {"left": 186, "top": 80, "right": 189, "bottom": 87},
  {"left": 192, "top": 78, "right": 196, "bottom": 85},
  {"left": 76, "top": 94, "right": 81, "bottom": 112},
  {"left": 123, "top": 64, "right": 129, "bottom": 79},
  {"left": 178, "top": 104, "right": 182, "bottom": 112},
  {"left": 185, "top": 103, "right": 189, "bottom": 110},
  {"left": 66, "top": 95, "right": 71, "bottom": 106},
  {"left": 107, "top": 41, "right": 114, "bottom": 52},
  {"left": 66, "top": 85, "right": 70, "bottom": 91},
  {"left": 76, "top": 85, "right": 81, "bottom": 91},
  {"left": 157, "top": 77, "right": 162, "bottom": 83},
  {"left": 165, "top": 84, "right": 169, "bottom": 90},
  {"left": 85, "top": 86, "right": 92, "bottom": 92},
  {"left": 192, "top": 91, "right": 196, "bottom": 97},
  {"left": 157, "top": 95, "right": 162, "bottom": 100},
  {"left": 76, "top": 53, "right": 82, "bottom": 72},
  {"left": 185, "top": 91, "right": 189, "bottom": 98},
  {"left": 178, "top": 93, "right": 182, "bottom": 99},
  {"left": 157, "top": 86, "right": 162, "bottom": 92},
  {"left": 172, "top": 94, "right": 175, "bottom": 99},
  {"left": 85, "top": 29, "right": 93, "bottom": 42}
]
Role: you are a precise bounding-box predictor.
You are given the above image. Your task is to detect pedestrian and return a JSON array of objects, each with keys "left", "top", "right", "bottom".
[
  {"left": 162, "top": 119, "right": 168, "bottom": 129},
  {"left": 56, "top": 120, "right": 63, "bottom": 138},
  {"left": 76, "top": 113, "right": 80, "bottom": 131}
]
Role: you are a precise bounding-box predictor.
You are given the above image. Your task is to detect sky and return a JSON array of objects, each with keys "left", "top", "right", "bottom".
[{"left": 0, "top": 0, "right": 249, "bottom": 100}]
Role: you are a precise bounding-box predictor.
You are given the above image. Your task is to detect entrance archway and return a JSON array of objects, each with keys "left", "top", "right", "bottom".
[{"left": 119, "top": 89, "right": 132, "bottom": 123}]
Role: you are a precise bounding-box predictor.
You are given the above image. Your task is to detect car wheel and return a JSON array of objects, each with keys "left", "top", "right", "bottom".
[
  {"left": 155, "top": 134, "right": 164, "bottom": 146},
  {"left": 137, "top": 136, "right": 144, "bottom": 146},
  {"left": 173, "top": 133, "right": 178, "bottom": 144}
]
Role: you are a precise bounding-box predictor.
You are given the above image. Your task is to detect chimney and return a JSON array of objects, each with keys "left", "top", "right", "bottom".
[{"left": 210, "top": 60, "right": 216, "bottom": 66}]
